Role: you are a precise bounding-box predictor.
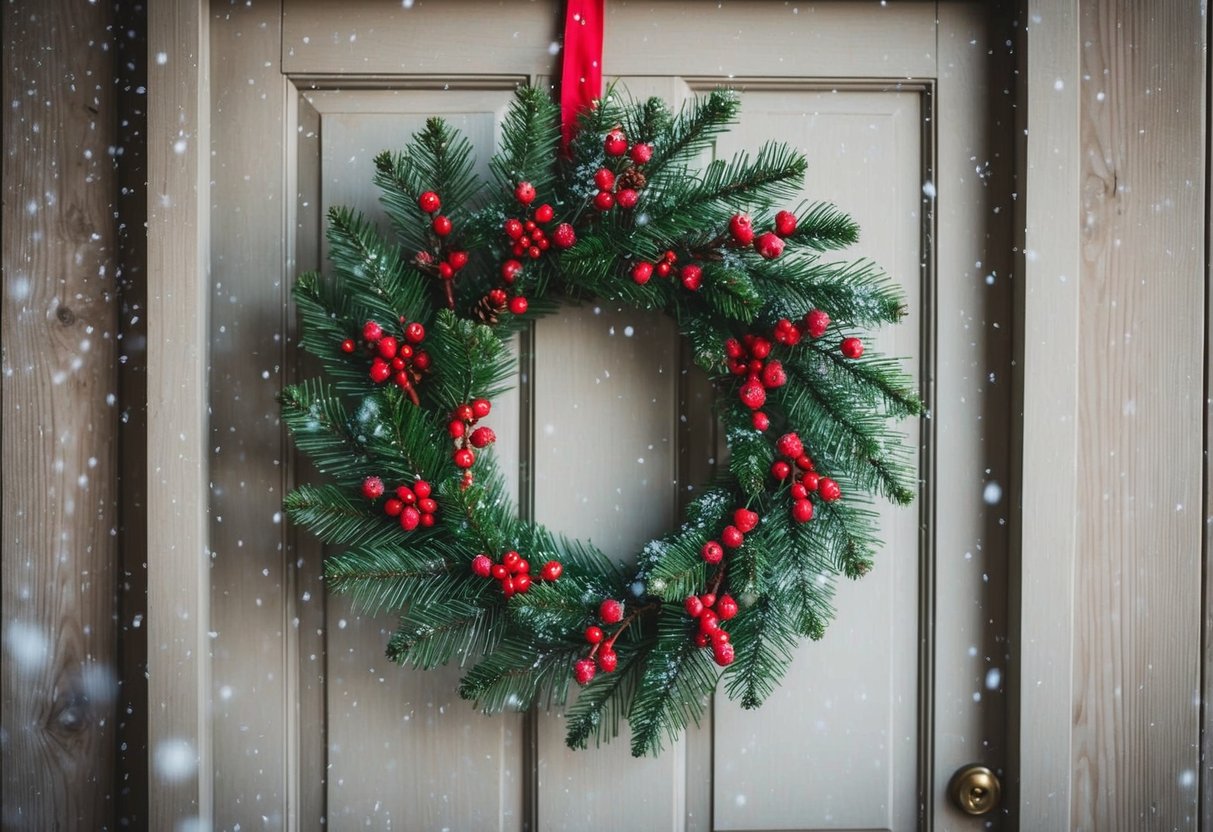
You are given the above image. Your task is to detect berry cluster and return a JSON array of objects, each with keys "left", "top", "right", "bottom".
[
  {"left": 685, "top": 591, "right": 738, "bottom": 666},
  {"left": 724, "top": 333, "right": 787, "bottom": 422},
  {"left": 700, "top": 507, "right": 760, "bottom": 564},
  {"left": 471, "top": 550, "right": 563, "bottom": 598},
  {"left": 770, "top": 431, "right": 842, "bottom": 523},
  {"left": 727, "top": 209, "right": 797, "bottom": 260},
  {"left": 361, "top": 476, "right": 438, "bottom": 532},
  {"left": 592, "top": 127, "right": 651, "bottom": 213},
  {"left": 629, "top": 250, "right": 702, "bottom": 292},
  {"left": 447, "top": 397, "right": 495, "bottom": 488},
  {"left": 573, "top": 598, "right": 627, "bottom": 685},
  {"left": 343, "top": 319, "right": 430, "bottom": 406},
  {"left": 413, "top": 190, "right": 471, "bottom": 309}
]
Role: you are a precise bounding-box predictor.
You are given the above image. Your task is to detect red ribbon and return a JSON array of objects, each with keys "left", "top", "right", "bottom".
[{"left": 560, "top": 0, "right": 605, "bottom": 153}]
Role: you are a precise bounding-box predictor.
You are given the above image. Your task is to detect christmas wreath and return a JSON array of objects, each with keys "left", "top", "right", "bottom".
[{"left": 283, "top": 86, "right": 920, "bottom": 757}]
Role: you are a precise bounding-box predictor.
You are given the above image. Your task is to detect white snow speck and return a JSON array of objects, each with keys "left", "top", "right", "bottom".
[
  {"left": 5, "top": 621, "right": 49, "bottom": 670},
  {"left": 921, "top": 181, "right": 936, "bottom": 199},
  {"left": 985, "top": 667, "right": 1002, "bottom": 690},
  {"left": 154, "top": 739, "right": 198, "bottom": 782},
  {"left": 156, "top": 52, "right": 168, "bottom": 65},
  {"left": 982, "top": 481, "right": 1002, "bottom": 505}
]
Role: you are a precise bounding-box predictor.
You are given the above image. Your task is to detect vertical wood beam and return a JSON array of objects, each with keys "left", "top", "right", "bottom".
[
  {"left": 147, "top": 0, "right": 212, "bottom": 828},
  {"left": 1073, "top": 1, "right": 1205, "bottom": 828},
  {"left": 1, "top": 1, "right": 120, "bottom": 827},
  {"left": 1016, "top": 0, "right": 1081, "bottom": 826}
]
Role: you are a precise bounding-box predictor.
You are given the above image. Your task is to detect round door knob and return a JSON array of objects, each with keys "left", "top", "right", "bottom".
[{"left": 949, "top": 764, "right": 1001, "bottom": 815}]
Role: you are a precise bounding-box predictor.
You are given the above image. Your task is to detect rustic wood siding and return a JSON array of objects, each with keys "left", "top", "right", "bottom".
[{"left": 1, "top": 1, "right": 121, "bottom": 827}]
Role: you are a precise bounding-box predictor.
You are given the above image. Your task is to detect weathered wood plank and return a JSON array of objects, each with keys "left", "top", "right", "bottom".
[
  {"left": 1, "top": 1, "right": 120, "bottom": 828},
  {"left": 1072, "top": 0, "right": 1204, "bottom": 828},
  {"left": 146, "top": 0, "right": 213, "bottom": 827}
]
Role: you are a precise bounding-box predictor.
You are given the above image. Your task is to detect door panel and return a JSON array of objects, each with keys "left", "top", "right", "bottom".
[{"left": 226, "top": 3, "right": 1020, "bottom": 830}]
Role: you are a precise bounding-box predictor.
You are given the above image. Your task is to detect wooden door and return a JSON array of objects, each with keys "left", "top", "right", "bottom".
[{"left": 206, "top": 2, "right": 1014, "bottom": 830}]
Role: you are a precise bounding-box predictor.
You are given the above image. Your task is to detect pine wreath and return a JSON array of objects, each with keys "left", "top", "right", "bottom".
[{"left": 283, "top": 86, "right": 921, "bottom": 757}]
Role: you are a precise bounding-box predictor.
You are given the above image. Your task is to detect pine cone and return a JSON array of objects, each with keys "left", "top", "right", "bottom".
[
  {"left": 473, "top": 294, "right": 503, "bottom": 325},
  {"left": 618, "top": 167, "right": 647, "bottom": 190}
]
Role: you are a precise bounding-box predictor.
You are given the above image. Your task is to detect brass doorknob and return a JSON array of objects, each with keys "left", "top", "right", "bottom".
[{"left": 949, "top": 764, "right": 1001, "bottom": 815}]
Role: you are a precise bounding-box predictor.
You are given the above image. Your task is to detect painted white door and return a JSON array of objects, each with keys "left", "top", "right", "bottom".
[{"left": 205, "top": 3, "right": 1014, "bottom": 830}]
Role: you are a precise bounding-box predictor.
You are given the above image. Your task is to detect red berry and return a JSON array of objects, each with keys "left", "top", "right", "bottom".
[
  {"left": 370, "top": 358, "right": 392, "bottom": 381},
  {"left": 456, "top": 404, "right": 475, "bottom": 421},
  {"left": 471, "top": 398, "right": 492, "bottom": 419},
  {"left": 505, "top": 218, "right": 524, "bottom": 239},
  {"left": 698, "top": 609, "right": 720, "bottom": 634},
  {"left": 721, "top": 525, "right": 745, "bottom": 549},
  {"left": 712, "top": 630, "right": 730, "bottom": 646},
  {"left": 751, "top": 411, "right": 770, "bottom": 432},
  {"left": 574, "top": 658, "right": 597, "bottom": 685},
  {"left": 502, "top": 260, "right": 523, "bottom": 284},
  {"left": 418, "top": 498, "right": 437, "bottom": 515},
  {"left": 769, "top": 461, "right": 791, "bottom": 481},
  {"left": 802, "top": 472, "right": 820, "bottom": 492},
  {"left": 713, "top": 641, "right": 735, "bottom": 667},
  {"left": 396, "top": 485, "right": 416, "bottom": 504},
  {"left": 656, "top": 261, "right": 671, "bottom": 278},
  {"left": 716, "top": 595, "right": 739, "bottom": 620},
  {"left": 363, "top": 320, "right": 383, "bottom": 342},
  {"left": 604, "top": 128, "right": 628, "bottom": 156},
  {"left": 593, "top": 190, "right": 615, "bottom": 211},
  {"left": 776, "top": 432, "right": 804, "bottom": 459},
  {"left": 509, "top": 296, "right": 529, "bottom": 316},
  {"left": 491, "top": 563, "right": 509, "bottom": 580},
  {"left": 775, "top": 209, "right": 797, "bottom": 237},
  {"left": 418, "top": 191, "right": 441, "bottom": 213},
  {"left": 384, "top": 498, "right": 404, "bottom": 517},
  {"left": 534, "top": 203, "right": 554, "bottom": 223},
  {"left": 750, "top": 338, "right": 772, "bottom": 360},
  {"left": 448, "top": 250, "right": 469, "bottom": 270},
  {"left": 761, "top": 360, "right": 787, "bottom": 389},
  {"left": 514, "top": 181, "right": 536, "bottom": 204},
  {"left": 790, "top": 483, "right": 808, "bottom": 500},
  {"left": 359, "top": 475, "right": 383, "bottom": 502},
  {"left": 419, "top": 512, "right": 436, "bottom": 528},
  {"left": 594, "top": 168, "right": 616, "bottom": 191},
  {"left": 585, "top": 625, "right": 604, "bottom": 644},
  {"left": 729, "top": 213, "right": 754, "bottom": 245},
  {"left": 840, "top": 337, "right": 864, "bottom": 359},
  {"left": 413, "top": 351, "right": 431, "bottom": 371},
  {"left": 694, "top": 632, "right": 711, "bottom": 648},
  {"left": 400, "top": 506, "right": 421, "bottom": 531},
  {"left": 699, "top": 593, "right": 716, "bottom": 609},
  {"left": 513, "top": 573, "right": 532, "bottom": 593},
  {"left": 341, "top": 338, "right": 356, "bottom": 353},
  {"left": 501, "top": 576, "right": 515, "bottom": 597},
  {"left": 393, "top": 371, "right": 411, "bottom": 388},
  {"left": 453, "top": 448, "right": 475, "bottom": 468},
  {"left": 733, "top": 508, "right": 759, "bottom": 534},
  {"left": 515, "top": 558, "right": 530, "bottom": 574},
  {"left": 791, "top": 498, "right": 814, "bottom": 523},
  {"left": 377, "top": 336, "right": 398, "bottom": 359},
  {"left": 806, "top": 309, "right": 830, "bottom": 339},
  {"left": 471, "top": 554, "right": 493, "bottom": 578},
  {"left": 615, "top": 188, "right": 639, "bottom": 209},
  {"left": 413, "top": 480, "right": 431, "bottom": 499},
  {"left": 448, "top": 420, "right": 466, "bottom": 438},
  {"left": 599, "top": 599, "right": 624, "bottom": 624},
  {"left": 685, "top": 595, "right": 705, "bottom": 618},
  {"left": 541, "top": 560, "right": 563, "bottom": 581},
  {"left": 631, "top": 261, "right": 654, "bottom": 284},
  {"left": 796, "top": 454, "right": 814, "bottom": 471},
  {"left": 502, "top": 550, "right": 521, "bottom": 571},
  {"left": 701, "top": 540, "right": 724, "bottom": 564},
  {"left": 552, "top": 223, "right": 576, "bottom": 249},
  {"left": 488, "top": 288, "right": 508, "bottom": 308},
  {"left": 597, "top": 649, "right": 619, "bottom": 673},
  {"left": 431, "top": 215, "right": 452, "bottom": 236},
  {"left": 724, "top": 338, "right": 745, "bottom": 359},
  {"left": 754, "top": 232, "right": 785, "bottom": 259},
  {"left": 818, "top": 477, "right": 842, "bottom": 502},
  {"left": 739, "top": 380, "right": 766, "bottom": 410},
  {"left": 470, "top": 426, "right": 496, "bottom": 448},
  {"left": 679, "top": 264, "right": 703, "bottom": 291},
  {"left": 629, "top": 142, "right": 653, "bottom": 164}
]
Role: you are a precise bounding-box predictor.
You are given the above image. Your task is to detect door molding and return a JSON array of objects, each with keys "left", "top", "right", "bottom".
[{"left": 146, "top": 0, "right": 1081, "bottom": 827}]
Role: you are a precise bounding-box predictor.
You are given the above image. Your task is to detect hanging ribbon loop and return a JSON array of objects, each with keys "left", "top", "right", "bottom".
[{"left": 560, "top": 0, "right": 605, "bottom": 153}]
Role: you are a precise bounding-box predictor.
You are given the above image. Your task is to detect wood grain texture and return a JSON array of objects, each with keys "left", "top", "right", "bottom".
[
  {"left": 1, "top": 1, "right": 121, "bottom": 828},
  {"left": 146, "top": 0, "right": 213, "bottom": 827},
  {"left": 1072, "top": 1, "right": 1205, "bottom": 829},
  {"left": 1014, "top": 1, "right": 1082, "bottom": 827}
]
